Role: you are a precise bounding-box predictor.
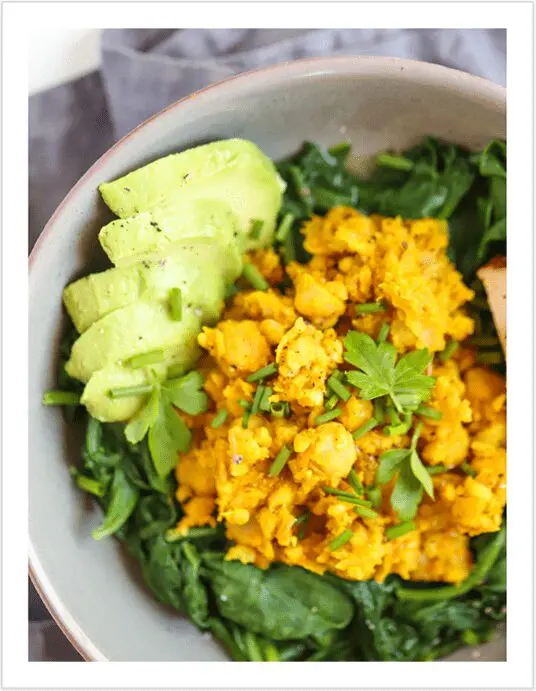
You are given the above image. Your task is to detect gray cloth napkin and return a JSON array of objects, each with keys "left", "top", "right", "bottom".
[{"left": 28, "top": 28, "right": 506, "bottom": 662}]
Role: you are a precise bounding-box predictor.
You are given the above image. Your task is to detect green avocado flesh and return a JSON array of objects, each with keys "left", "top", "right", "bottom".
[
  {"left": 63, "top": 139, "right": 282, "bottom": 421},
  {"left": 99, "top": 139, "right": 285, "bottom": 251},
  {"left": 98, "top": 199, "right": 243, "bottom": 283},
  {"left": 65, "top": 302, "right": 201, "bottom": 383},
  {"left": 63, "top": 243, "right": 227, "bottom": 333}
]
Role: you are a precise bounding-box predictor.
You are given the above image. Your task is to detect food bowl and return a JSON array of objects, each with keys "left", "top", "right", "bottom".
[{"left": 29, "top": 56, "right": 506, "bottom": 661}]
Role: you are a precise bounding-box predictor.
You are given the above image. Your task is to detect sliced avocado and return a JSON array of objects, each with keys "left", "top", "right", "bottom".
[
  {"left": 63, "top": 247, "right": 226, "bottom": 333},
  {"left": 98, "top": 199, "right": 243, "bottom": 283},
  {"left": 65, "top": 302, "right": 201, "bottom": 383},
  {"left": 81, "top": 363, "right": 167, "bottom": 422},
  {"left": 80, "top": 338, "right": 201, "bottom": 422},
  {"left": 99, "top": 139, "right": 285, "bottom": 250}
]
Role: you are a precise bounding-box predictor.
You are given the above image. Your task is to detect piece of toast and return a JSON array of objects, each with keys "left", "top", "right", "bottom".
[{"left": 477, "top": 256, "right": 506, "bottom": 355}]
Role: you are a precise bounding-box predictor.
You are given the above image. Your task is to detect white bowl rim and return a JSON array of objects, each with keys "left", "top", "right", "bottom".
[{"left": 28, "top": 54, "right": 506, "bottom": 662}]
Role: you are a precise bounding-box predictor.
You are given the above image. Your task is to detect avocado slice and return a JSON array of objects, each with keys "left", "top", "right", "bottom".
[
  {"left": 81, "top": 363, "right": 167, "bottom": 422},
  {"left": 63, "top": 246, "right": 226, "bottom": 333},
  {"left": 99, "top": 139, "right": 285, "bottom": 250},
  {"left": 80, "top": 337, "right": 201, "bottom": 422},
  {"left": 65, "top": 302, "right": 201, "bottom": 383},
  {"left": 98, "top": 199, "right": 243, "bottom": 283}
]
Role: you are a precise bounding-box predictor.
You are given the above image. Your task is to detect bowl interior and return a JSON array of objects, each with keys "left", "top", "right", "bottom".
[{"left": 29, "top": 57, "right": 506, "bottom": 661}]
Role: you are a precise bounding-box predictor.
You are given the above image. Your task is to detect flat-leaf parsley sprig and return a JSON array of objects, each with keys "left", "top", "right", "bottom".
[
  {"left": 343, "top": 331, "right": 435, "bottom": 414},
  {"left": 376, "top": 422, "right": 434, "bottom": 520},
  {"left": 122, "top": 370, "right": 208, "bottom": 478}
]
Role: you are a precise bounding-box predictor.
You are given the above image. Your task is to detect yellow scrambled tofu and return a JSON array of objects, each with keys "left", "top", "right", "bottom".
[{"left": 172, "top": 208, "right": 506, "bottom": 585}]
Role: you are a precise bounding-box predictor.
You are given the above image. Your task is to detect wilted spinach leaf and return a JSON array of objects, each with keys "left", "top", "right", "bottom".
[{"left": 204, "top": 560, "right": 354, "bottom": 641}]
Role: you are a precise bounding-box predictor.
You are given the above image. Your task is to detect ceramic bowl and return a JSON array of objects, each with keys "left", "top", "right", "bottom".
[{"left": 29, "top": 56, "right": 506, "bottom": 661}]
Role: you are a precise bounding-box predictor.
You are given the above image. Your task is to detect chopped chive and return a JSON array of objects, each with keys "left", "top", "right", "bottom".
[
  {"left": 42, "top": 390, "right": 81, "bottom": 406},
  {"left": 323, "top": 487, "right": 372, "bottom": 507},
  {"left": 71, "top": 471, "right": 106, "bottom": 498},
  {"left": 249, "top": 218, "right": 264, "bottom": 240},
  {"left": 460, "top": 461, "right": 477, "bottom": 478},
  {"left": 476, "top": 351, "right": 504, "bottom": 365},
  {"left": 329, "top": 529, "right": 353, "bottom": 551},
  {"left": 293, "top": 511, "right": 310, "bottom": 526},
  {"left": 247, "top": 362, "right": 278, "bottom": 383},
  {"left": 275, "top": 212, "right": 295, "bottom": 242},
  {"left": 354, "top": 505, "right": 379, "bottom": 519},
  {"left": 211, "top": 408, "right": 228, "bottom": 429},
  {"left": 376, "top": 152, "right": 414, "bottom": 171},
  {"left": 373, "top": 398, "right": 386, "bottom": 423},
  {"left": 109, "top": 383, "right": 154, "bottom": 399},
  {"left": 384, "top": 412, "right": 413, "bottom": 437},
  {"left": 315, "top": 407, "right": 342, "bottom": 425},
  {"left": 250, "top": 384, "right": 265, "bottom": 416},
  {"left": 242, "top": 410, "right": 251, "bottom": 429},
  {"left": 270, "top": 401, "right": 289, "bottom": 418},
  {"left": 238, "top": 398, "right": 251, "bottom": 409},
  {"left": 377, "top": 323, "right": 390, "bottom": 344},
  {"left": 328, "top": 140, "right": 351, "bottom": 159},
  {"left": 367, "top": 486, "right": 383, "bottom": 508},
  {"left": 327, "top": 374, "right": 351, "bottom": 402},
  {"left": 355, "top": 301, "right": 386, "bottom": 315},
  {"left": 352, "top": 418, "right": 378, "bottom": 440},
  {"left": 294, "top": 511, "right": 310, "bottom": 541},
  {"left": 126, "top": 349, "right": 165, "bottom": 369},
  {"left": 259, "top": 386, "right": 273, "bottom": 412},
  {"left": 282, "top": 230, "right": 296, "bottom": 263},
  {"left": 469, "top": 335, "right": 500, "bottom": 347},
  {"left": 169, "top": 287, "right": 182, "bottom": 320},
  {"left": 242, "top": 262, "right": 269, "bottom": 291},
  {"left": 385, "top": 521, "right": 416, "bottom": 540},
  {"left": 269, "top": 445, "right": 292, "bottom": 476},
  {"left": 331, "top": 370, "right": 344, "bottom": 381},
  {"left": 324, "top": 393, "right": 339, "bottom": 411},
  {"left": 289, "top": 165, "right": 314, "bottom": 209},
  {"left": 439, "top": 339, "right": 459, "bottom": 361},
  {"left": 416, "top": 403, "right": 443, "bottom": 421},
  {"left": 347, "top": 469, "right": 364, "bottom": 495},
  {"left": 427, "top": 464, "right": 450, "bottom": 475}
]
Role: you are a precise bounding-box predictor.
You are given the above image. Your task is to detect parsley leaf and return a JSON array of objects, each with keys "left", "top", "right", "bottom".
[
  {"left": 390, "top": 463, "right": 423, "bottom": 521},
  {"left": 148, "top": 390, "right": 192, "bottom": 478},
  {"left": 163, "top": 371, "right": 209, "bottom": 416},
  {"left": 125, "top": 387, "right": 160, "bottom": 444},
  {"left": 376, "top": 424, "right": 434, "bottom": 520},
  {"left": 344, "top": 331, "right": 435, "bottom": 413},
  {"left": 124, "top": 369, "right": 205, "bottom": 477}
]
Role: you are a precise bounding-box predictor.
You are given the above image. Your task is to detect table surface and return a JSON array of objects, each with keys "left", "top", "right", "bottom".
[{"left": 28, "top": 28, "right": 102, "bottom": 95}]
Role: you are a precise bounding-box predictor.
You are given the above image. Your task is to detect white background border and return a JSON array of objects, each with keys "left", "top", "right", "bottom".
[{"left": 2, "top": 1, "right": 534, "bottom": 688}]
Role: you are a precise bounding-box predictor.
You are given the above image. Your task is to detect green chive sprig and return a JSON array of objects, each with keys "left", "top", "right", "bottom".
[
  {"left": 355, "top": 301, "right": 386, "bottom": 315},
  {"left": 315, "top": 408, "right": 342, "bottom": 425},
  {"left": 269, "top": 445, "right": 292, "bottom": 476},
  {"left": 242, "top": 262, "right": 269, "bottom": 291},
  {"left": 329, "top": 529, "right": 353, "bottom": 551},
  {"left": 385, "top": 521, "right": 416, "bottom": 540},
  {"left": 352, "top": 418, "right": 378, "bottom": 440},
  {"left": 247, "top": 363, "right": 277, "bottom": 383},
  {"left": 42, "top": 390, "right": 81, "bottom": 406}
]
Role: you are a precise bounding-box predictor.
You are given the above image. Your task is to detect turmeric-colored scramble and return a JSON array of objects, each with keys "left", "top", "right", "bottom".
[{"left": 172, "top": 208, "right": 506, "bottom": 585}]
